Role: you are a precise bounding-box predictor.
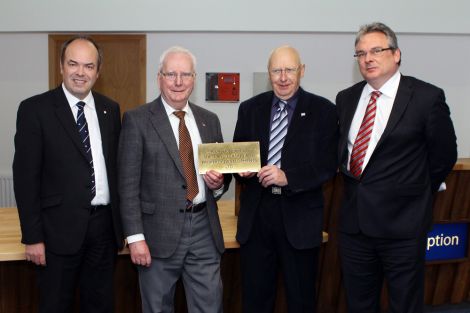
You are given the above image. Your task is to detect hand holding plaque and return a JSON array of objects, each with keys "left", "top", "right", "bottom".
[{"left": 198, "top": 142, "right": 261, "bottom": 174}]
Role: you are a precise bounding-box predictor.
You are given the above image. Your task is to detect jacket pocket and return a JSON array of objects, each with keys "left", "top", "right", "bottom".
[
  {"left": 40, "top": 194, "right": 62, "bottom": 209},
  {"left": 395, "top": 183, "right": 427, "bottom": 196}
]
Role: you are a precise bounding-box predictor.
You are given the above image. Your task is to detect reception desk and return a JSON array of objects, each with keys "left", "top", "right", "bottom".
[
  {"left": 0, "top": 201, "right": 241, "bottom": 261},
  {"left": 0, "top": 200, "right": 326, "bottom": 312},
  {"left": 317, "top": 159, "right": 470, "bottom": 312},
  {"left": 1, "top": 159, "right": 469, "bottom": 312}
]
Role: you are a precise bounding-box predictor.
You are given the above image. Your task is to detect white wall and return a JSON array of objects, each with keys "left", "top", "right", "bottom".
[
  {"left": 1, "top": 32, "right": 469, "bottom": 199},
  {"left": 0, "top": 34, "right": 48, "bottom": 177},
  {"left": 146, "top": 32, "right": 469, "bottom": 158},
  {"left": 1, "top": 0, "right": 470, "bottom": 34}
]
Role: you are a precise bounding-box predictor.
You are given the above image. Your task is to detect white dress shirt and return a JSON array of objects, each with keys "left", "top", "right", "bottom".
[
  {"left": 162, "top": 98, "right": 207, "bottom": 204},
  {"left": 347, "top": 70, "right": 401, "bottom": 171},
  {"left": 62, "top": 84, "right": 110, "bottom": 206}
]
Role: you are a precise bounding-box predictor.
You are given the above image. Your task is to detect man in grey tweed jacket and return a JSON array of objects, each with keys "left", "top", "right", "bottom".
[{"left": 118, "top": 46, "right": 231, "bottom": 313}]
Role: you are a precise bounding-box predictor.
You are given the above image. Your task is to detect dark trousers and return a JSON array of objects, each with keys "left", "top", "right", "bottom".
[
  {"left": 240, "top": 191, "right": 319, "bottom": 313},
  {"left": 339, "top": 231, "right": 427, "bottom": 313},
  {"left": 37, "top": 207, "right": 117, "bottom": 313}
]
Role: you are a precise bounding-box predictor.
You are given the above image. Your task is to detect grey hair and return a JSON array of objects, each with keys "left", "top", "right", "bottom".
[
  {"left": 355, "top": 22, "right": 401, "bottom": 65},
  {"left": 355, "top": 22, "right": 399, "bottom": 50},
  {"left": 158, "top": 46, "right": 197, "bottom": 73}
]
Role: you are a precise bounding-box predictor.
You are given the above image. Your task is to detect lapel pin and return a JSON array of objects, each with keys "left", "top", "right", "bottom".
[
  {"left": 202, "top": 123, "right": 206, "bottom": 127},
  {"left": 104, "top": 110, "right": 107, "bottom": 114},
  {"left": 301, "top": 112, "right": 306, "bottom": 117}
]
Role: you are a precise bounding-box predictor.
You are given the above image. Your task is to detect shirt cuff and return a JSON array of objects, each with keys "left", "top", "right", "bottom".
[
  {"left": 213, "top": 184, "right": 225, "bottom": 198},
  {"left": 438, "top": 182, "right": 446, "bottom": 192},
  {"left": 127, "top": 233, "right": 145, "bottom": 244}
]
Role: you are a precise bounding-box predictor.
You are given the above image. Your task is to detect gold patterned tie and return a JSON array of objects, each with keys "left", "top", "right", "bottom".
[{"left": 174, "top": 111, "right": 199, "bottom": 200}]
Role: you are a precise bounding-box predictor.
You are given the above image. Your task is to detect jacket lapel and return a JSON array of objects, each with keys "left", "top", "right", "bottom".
[
  {"left": 337, "top": 83, "right": 365, "bottom": 178},
  {"left": 94, "top": 95, "right": 109, "bottom": 161},
  {"left": 282, "top": 88, "right": 306, "bottom": 149},
  {"left": 53, "top": 87, "right": 90, "bottom": 162},
  {"left": 340, "top": 82, "right": 365, "bottom": 165},
  {"left": 259, "top": 92, "right": 275, "bottom": 165},
  {"left": 191, "top": 103, "right": 210, "bottom": 143},
  {"left": 148, "top": 97, "right": 185, "bottom": 178},
  {"left": 371, "top": 75, "right": 412, "bottom": 157}
]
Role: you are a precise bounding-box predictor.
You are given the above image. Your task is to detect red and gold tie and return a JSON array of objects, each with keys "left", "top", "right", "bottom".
[{"left": 349, "top": 91, "right": 381, "bottom": 177}]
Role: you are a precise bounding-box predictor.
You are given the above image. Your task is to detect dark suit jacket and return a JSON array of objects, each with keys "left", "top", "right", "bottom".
[
  {"left": 336, "top": 75, "right": 457, "bottom": 239},
  {"left": 13, "top": 86, "right": 123, "bottom": 254},
  {"left": 233, "top": 88, "right": 338, "bottom": 249},
  {"left": 118, "top": 97, "right": 232, "bottom": 258}
]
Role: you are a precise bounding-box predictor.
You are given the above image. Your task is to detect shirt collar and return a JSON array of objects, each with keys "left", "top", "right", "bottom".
[
  {"left": 161, "top": 96, "right": 192, "bottom": 118},
  {"left": 62, "top": 83, "right": 95, "bottom": 110},
  {"left": 272, "top": 88, "right": 300, "bottom": 109},
  {"left": 365, "top": 70, "right": 401, "bottom": 99}
]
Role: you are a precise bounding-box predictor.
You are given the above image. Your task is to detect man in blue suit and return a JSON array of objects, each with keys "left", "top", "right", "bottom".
[{"left": 233, "top": 45, "right": 338, "bottom": 313}]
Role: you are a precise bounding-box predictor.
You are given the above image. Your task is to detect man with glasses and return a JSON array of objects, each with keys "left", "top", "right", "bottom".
[
  {"left": 336, "top": 22, "right": 457, "bottom": 313},
  {"left": 118, "top": 46, "right": 231, "bottom": 313},
  {"left": 233, "top": 45, "right": 338, "bottom": 312}
]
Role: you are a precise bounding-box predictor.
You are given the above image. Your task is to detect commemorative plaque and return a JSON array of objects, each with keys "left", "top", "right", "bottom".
[{"left": 198, "top": 142, "right": 261, "bottom": 174}]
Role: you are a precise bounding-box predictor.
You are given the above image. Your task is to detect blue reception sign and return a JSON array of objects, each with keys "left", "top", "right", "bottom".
[{"left": 426, "top": 223, "right": 468, "bottom": 261}]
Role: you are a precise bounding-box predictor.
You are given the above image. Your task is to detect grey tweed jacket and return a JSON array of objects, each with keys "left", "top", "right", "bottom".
[{"left": 118, "top": 96, "right": 231, "bottom": 257}]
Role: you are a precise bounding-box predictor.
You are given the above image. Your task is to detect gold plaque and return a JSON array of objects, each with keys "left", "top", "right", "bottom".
[{"left": 198, "top": 142, "right": 261, "bottom": 174}]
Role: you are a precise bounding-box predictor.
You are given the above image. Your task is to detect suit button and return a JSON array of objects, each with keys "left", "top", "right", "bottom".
[{"left": 182, "top": 185, "right": 187, "bottom": 189}]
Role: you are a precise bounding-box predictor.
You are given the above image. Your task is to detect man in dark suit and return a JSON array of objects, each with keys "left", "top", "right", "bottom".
[
  {"left": 336, "top": 22, "right": 457, "bottom": 313},
  {"left": 233, "top": 45, "right": 338, "bottom": 313},
  {"left": 118, "top": 46, "right": 231, "bottom": 313},
  {"left": 13, "top": 36, "right": 123, "bottom": 313}
]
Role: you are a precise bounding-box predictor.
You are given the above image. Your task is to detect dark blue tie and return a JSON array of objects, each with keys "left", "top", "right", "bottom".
[{"left": 76, "top": 101, "right": 96, "bottom": 198}]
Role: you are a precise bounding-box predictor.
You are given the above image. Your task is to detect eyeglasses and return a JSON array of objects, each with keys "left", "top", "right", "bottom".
[
  {"left": 269, "top": 67, "right": 300, "bottom": 77},
  {"left": 354, "top": 47, "right": 394, "bottom": 59},
  {"left": 160, "top": 71, "right": 195, "bottom": 82}
]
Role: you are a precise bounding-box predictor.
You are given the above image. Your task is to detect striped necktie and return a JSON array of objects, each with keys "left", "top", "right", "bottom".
[
  {"left": 267, "top": 100, "right": 288, "bottom": 167},
  {"left": 76, "top": 101, "right": 96, "bottom": 197},
  {"left": 349, "top": 91, "right": 381, "bottom": 177}
]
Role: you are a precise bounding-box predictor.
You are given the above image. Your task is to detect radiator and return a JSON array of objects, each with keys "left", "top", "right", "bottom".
[{"left": 0, "top": 176, "right": 16, "bottom": 207}]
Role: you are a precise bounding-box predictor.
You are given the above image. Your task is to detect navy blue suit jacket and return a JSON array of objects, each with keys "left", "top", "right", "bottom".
[
  {"left": 13, "top": 86, "right": 123, "bottom": 254},
  {"left": 336, "top": 75, "right": 457, "bottom": 238},
  {"left": 233, "top": 88, "right": 338, "bottom": 249}
]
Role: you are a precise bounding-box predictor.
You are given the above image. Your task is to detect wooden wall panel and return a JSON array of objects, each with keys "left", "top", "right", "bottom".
[
  {"left": 433, "top": 171, "right": 459, "bottom": 221},
  {"left": 451, "top": 171, "right": 470, "bottom": 220},
  {"left": 427, "top": 170, "right": 470, "bottom": 307},
  {"left": 432, "top": 264, "right": 456, "bottom": 305},
  {"left": 424, "top": 266, "right": 439, "bottom": 304},
  {"left": 317, "top": 165, "right": 470, "bottom": 313},
  {"left": 0, "top": 262, "right": 38, "bottom": 313},
  {"left": 451, "top": 262, "right": 470, "bottom": 303},
  {"left": 317, "top": 176, "right": 344, "bottom": 313}
]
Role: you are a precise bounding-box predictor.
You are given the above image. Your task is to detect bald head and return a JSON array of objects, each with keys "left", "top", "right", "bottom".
[
  {"left": 268, "top": 45, "right": 302, "bottom": 70},
  {"left": 267, "top": 45, "right": 305, "bottom": 100}
]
